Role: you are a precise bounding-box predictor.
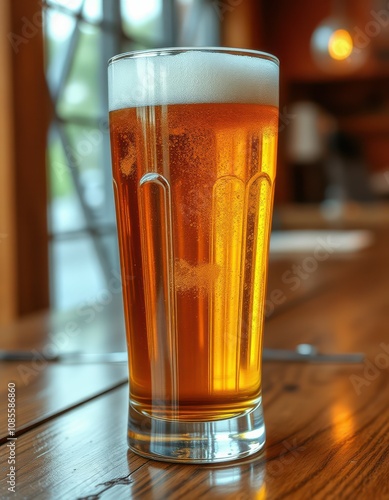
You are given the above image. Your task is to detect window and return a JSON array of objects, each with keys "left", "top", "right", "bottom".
[{"left": 43, "top": 0, "right": 219, "bottom": 310}]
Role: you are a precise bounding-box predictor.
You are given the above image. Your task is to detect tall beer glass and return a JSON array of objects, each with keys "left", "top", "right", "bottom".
[{"left": 108, "top": 48, "right": 279, "bottom": 463}]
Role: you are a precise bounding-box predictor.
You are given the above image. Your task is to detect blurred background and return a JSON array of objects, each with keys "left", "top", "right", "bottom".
[{"left": 0, "top": 0, "right": 388, "bottom": 324}]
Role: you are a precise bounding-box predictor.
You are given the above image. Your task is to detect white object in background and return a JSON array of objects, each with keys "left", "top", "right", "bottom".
[{"left": 270, "top": 230, "right": 373, "bottom": 254}]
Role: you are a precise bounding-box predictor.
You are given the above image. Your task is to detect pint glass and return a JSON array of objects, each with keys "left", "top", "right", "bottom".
[{"left": 108, "top": 48, "right": 279, "bottom": 463}]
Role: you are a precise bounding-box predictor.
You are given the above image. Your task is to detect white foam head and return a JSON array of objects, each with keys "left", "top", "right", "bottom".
[{"left": 108, "top": 49, "right": 279, "bottom": 111}]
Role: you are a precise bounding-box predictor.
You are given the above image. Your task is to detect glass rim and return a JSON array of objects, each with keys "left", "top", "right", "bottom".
[{"left": 108, "top": 47, "right": 279, "bottom": 67}]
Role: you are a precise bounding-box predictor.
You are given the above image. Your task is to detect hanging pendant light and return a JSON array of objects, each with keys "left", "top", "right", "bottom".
[{"left": 311, "top": 1, "right": 368, "bottom": 73}]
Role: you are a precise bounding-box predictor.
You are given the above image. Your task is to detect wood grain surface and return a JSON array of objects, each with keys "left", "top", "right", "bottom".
[{"left": 1, "top": 227, "right": 389, "bottom": 499}]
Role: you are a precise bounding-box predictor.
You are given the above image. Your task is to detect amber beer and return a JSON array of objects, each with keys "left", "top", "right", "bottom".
[{"left": 109, "top": 49, "right": 279, "bottom": 463}]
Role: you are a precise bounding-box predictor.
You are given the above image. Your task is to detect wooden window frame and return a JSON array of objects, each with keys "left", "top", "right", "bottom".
[{"left": 0, "top": 0, "right": 49, "bottom": 323}]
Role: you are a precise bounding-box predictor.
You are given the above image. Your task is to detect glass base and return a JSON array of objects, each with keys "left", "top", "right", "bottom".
[{"left": 127, "top": 400, "right": 265, "bottom": 463}]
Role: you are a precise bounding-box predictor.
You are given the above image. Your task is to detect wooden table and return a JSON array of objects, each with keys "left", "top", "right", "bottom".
[{"left": 1, "top": 222, "right": 389, "bottom": 499}]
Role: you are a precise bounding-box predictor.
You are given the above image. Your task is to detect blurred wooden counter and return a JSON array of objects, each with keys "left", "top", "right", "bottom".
[
  {"left": 1, "top": 225, "right": 389, "bottom": 499},
  {"left": 276, "top": 201, "right": 389, "bottom": 229}
]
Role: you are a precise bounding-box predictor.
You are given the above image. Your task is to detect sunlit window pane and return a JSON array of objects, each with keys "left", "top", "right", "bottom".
[
  {"left": 121, "top": 0, "right": 163, "bottom": 43},
  {"left": 45, "top": 9, "right": 76, "bottom": 43},
  {"left": 57, "top": 24, "right": 102, "bottom": 119},
  {"left": 44, "top": 9, "right": 77, "bottom": 78},
  {"left": 100, "top": 233, "right": 121, "bottom": 273},
  {"left": 65, "top": 124, "right": 106, "bottom": 213},
  {"left": 83, "top": 0, "right": 103, "bottom": 23},
  {"left": 47, "top": 134, "right": 87, "bottom": 231},
  {"left": 50, "top": 237, "right": 106, "bottom": 310},
  {"left": 46, "top": 0, "right": 84, "bottom": 13}
]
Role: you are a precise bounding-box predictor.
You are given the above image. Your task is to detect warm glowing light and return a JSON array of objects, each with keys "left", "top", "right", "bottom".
[
  {"left": 331, "top": 402, "right": 355, "bottom": 445},
  {"left": 256, "top": 484, "right": 266, "bottom": 499},
  {"left": 328, "top": 29, "right": 353, "bottom": 61}
]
